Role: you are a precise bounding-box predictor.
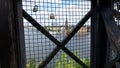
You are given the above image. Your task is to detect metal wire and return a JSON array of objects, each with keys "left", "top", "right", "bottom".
[{"left": 22, "top": 0, "right": 91, "bottom": 68}]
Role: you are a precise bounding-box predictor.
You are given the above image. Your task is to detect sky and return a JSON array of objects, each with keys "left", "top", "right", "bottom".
[{"left": 22, "top": 0, "right": 91, "bottom": 26}]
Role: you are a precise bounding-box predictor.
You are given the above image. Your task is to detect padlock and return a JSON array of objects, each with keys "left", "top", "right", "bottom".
[
  {"left": 33, "top": 5, "right": 38, "bottom": 12},
  {"left": 50, "top": 13, "right": 55, "bottom": 19}
]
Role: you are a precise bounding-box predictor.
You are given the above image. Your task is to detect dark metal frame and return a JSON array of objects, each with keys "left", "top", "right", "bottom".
[
  {"left": 91, "top": 0, "right": 120, "bottom": 68},
  {"left": 14, "top": 0, "right": 26, "bottom": 68},
  {"left": 91, "top": 0, "right": 108, "bottom": 68},
  {"left": 0, "top": 0, "right": 12, "bottom": 67},
  {"left": 102, "top": 6, "right": 120, "bottom": 68},
  {"left": 0, "top": 0, "right": 25, "bottom": 68},
  {"left": 2, "top": 0, "right": 120, "bottom": 68},
  {"left": 90, "top": 0, "right": 97, "bottom": 68}
]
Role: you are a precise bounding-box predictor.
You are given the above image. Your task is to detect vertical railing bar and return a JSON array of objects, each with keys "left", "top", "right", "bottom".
[{"left": 91, "top": 0, "right": 97, "bottom": 68}]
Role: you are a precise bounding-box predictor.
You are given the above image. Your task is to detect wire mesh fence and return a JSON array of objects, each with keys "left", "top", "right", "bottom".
[{"left": 22, "top": 0, "right": 91, "bottom": 68}]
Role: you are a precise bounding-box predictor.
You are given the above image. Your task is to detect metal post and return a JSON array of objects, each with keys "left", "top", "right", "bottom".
[
  {"left": 0, "top": 0, "right": 25, "bottom": 68},
  {"left": 94, "top": 9, "right": 107, "bottom": 68},
  {"left": 91, "top": 0, "right": 111, "bottom": 68},
  {"left": 14, "top": 0, "right": 26, "bottom": 68},
  {"left": 91, "top": 0, "right": 97, "bottom": 68},
  {"left": 0, "top": 0, "right": 11, "bottom": 67}
]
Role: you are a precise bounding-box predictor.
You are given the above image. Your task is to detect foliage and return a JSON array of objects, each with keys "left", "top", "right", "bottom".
[
  {"left": 26, "top": 58, "right": 41, "bottom": 68},
  {"left": 55, "top": 50, "right": 90, "bottom": 68},
  {"left": 26, "top": 50, "right": 90, "bottom": 68},
  {"left": 26, "top": 58, "right": 36, "bottom": 68}
]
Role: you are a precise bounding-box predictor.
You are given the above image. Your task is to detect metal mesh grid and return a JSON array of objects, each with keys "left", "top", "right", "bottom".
[{"left": 22, "top": 0, "right": 91, "bottom": 68}]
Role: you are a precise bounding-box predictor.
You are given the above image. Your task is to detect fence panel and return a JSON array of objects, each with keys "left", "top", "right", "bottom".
[{"left": 22, "top": 0, "right": 91, "bottom": 68}]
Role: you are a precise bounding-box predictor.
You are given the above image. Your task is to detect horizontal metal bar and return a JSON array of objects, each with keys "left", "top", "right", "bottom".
[{"left": 23, "top": 10, "right": 88, "bottom": 68}]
